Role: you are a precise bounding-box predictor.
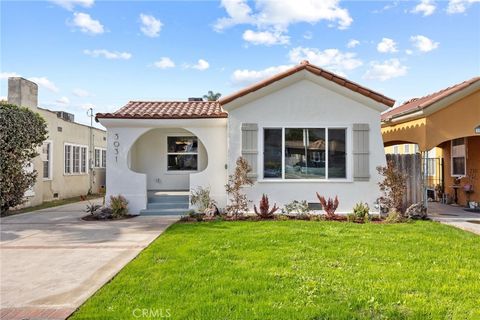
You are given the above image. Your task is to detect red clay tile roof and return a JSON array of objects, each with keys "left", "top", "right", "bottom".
[
  {"left": 219, "top": 60, "right": 395, "bottom": 107},
  {"left": 381, "top": 76, "right": 480, "bottom": 121},
  {"left": 96, "top": 101, "right": 227, "bottom": 120}
]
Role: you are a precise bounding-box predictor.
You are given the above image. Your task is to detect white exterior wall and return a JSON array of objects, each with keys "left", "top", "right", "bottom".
[
  {"left": 130, "top": 128, "right": 207, "bottom": 190},
  {"left": 100, "top": 118, "right": 227, "bottom": 214},
  {"left": 227, "top": 78, "right": 387, "bottom": 213}
]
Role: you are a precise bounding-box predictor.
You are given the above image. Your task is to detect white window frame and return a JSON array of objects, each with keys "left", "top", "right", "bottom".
[
  {"left": 42, "top": 140, "right": 53, "bottom": 180},
  {"left": 94, "top": 147, "right": 106, "bottom": 168},
  {"left": 64, "top": 143, "right": 89, "bottom": 176},
  {"left": 101, "top": 149, "right": 107, "bottom": 168},
  {"left": 166, "top": 135, "right": 199, "bottom": 173},
  {"left": 259, "top": 124, "right": 351, "bottom": 183},
  {"left": 451, "top": 138, "right": 467, "bottom": 177}
]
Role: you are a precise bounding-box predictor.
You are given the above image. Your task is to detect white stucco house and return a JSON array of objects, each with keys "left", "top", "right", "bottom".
[{"left": 96, "top": 61, "right": 395, "bottom": 215}]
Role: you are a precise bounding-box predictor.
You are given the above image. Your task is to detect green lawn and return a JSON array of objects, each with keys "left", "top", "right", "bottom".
[{"left": 71, "top": 221, "right": 480, "bottom": 320}]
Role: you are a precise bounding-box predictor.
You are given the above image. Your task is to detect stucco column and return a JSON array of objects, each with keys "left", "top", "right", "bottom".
[
  {"left": 187, "top": 126, "right": 228, "bottom": 208},
  {"left": 105, "top": 127, "right": 150, "bottom": 214}
]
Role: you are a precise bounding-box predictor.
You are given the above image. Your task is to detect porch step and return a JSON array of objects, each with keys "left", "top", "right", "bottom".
[
  {"left": 147, "top": 202, "right": 189, "bottom": 210},
  {"left": 147, "top": 195, "right": 189, "bottom": 203},
  {"left": 140, "top": 208, "right": 188, "bottom": 216}
]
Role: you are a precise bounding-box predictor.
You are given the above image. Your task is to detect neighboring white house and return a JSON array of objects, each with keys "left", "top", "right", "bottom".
[{"left": 96, "top": 61, "right": 395, "bottom": 214}]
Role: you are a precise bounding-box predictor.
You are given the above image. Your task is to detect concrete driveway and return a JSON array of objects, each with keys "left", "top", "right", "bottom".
[{"left": 0, "top": 200, "right": 178, "bottom": 320}]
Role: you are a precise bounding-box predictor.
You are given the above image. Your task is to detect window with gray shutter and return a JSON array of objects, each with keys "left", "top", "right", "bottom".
[
  {"left": 241, "top": 123, "right": 258, "bottom": 179},
  {"left": 353, "top": 123, "right": 370, "bottom": 181}
]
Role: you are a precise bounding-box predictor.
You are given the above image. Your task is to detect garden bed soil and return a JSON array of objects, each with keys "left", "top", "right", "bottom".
[
  {"left": 82, "top": 214, "right": 137, "bottom": 221},
  {"left": 180, "top": 214, "right": 388, "bottom": 223}
]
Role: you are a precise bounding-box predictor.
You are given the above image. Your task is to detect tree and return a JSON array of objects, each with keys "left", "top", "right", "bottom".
[
  {"left": 225, "top": 157, "right": 253, "bottom": 217},
  {"left": 0, "top": 102, "right": 48, "bottom": 214},
  {"left": 376, "top": 161, "right": 407, "bottom": 214},
  {"left": 203, "top": 90, "right": 221, "bottom": 101}
]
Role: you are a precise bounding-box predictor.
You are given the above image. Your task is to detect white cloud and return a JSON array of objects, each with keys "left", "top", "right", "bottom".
[
  {"left": 447, "top": 0, "right": 480, "bottom": 13},
  {"left": 72, "top": 88, "right": 91, "bottom": 97},
  {"left": 28, "top": 77, "right": 59, "bottom": 92},
  {"left": 214, "top": 0, "right": 352, "bottom": 31},
  {"left": 410, "top": 35, "right": 439, "bottom": 52},
  {"left": 56, "top": 96, "right": 70, "bottom": 105},
  {"left": 363, "top": 59, "right": 407, "bottom": 81},
  {"left": 191, "top": 59, "right": 210, "bottom": 71},
  {"left": 303, "top": 31, "right": 313, "bottom": 40},
  {"left": 242, "top": 29, "right": 289, "bottom": 46},
  {"left": 405, "top": 49, "right": 414, "bottom": 55},
  {"left": 50, "top": 0, "right": 94, "bottom": 11},
  {"left": 80, "top": 103, "right": 95, "bottom": 110},
  {"left": 154, "top": 57, "right": 175, "bottom": 69},
  {"left": 231, "top": 65, "right": 293, "bottom": 86},
  {"left": 347, "top": 39, "right": 360, "bottom": 48},
  {"left": 288, "top": 46, "right": 362, "bottom": 75},
  {"left": 411, "top": 0, "right": 436, "bottom": 16},
  {"left": 71, "top": 12, "right": 104, "bottom": 34},
  {"left": 0, "top": 72, "right": 20, "bottom": 79},
  {"left": 83, "top": 49, "right": 132, "bottom": 60},
  {"left": 377, "top": 38, "right": 398, "bottom": 53},
  {"left": 140, "top": 14, "right": 162, "bottom": 37},
  {"left": 372, "top": 2, "right": 399, "bottom": 14}
]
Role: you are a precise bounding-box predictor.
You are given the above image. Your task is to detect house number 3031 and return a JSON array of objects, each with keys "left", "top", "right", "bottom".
[{"left": 113, "top": 133, "right": 120, "bottom": 163}]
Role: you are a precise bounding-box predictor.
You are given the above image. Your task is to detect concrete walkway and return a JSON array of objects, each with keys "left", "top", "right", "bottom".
[
  {"left": 0, "top": 200, "right": 178, "bottom": 319},
  {"left": 428, "top": 202, "right": 480, "bottom": 235}
]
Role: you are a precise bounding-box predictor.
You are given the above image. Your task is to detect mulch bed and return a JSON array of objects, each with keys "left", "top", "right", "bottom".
[
  {"left": 81, "top": 214, "right": 137, "bottom": 221},
  {"left": 180, "top": 214, "right": 388, "bottom": 224}
]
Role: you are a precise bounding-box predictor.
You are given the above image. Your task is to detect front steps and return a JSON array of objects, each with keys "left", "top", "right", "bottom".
[{"left": 140, "top": 191, "right": 190, "bottom": 216}]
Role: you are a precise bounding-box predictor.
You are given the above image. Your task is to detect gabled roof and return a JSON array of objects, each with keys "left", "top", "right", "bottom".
[
  {"left": 96, "top": 101, "right": 227, "bottom": 120},
  {"left": 96, "top": 61, "right": 395, "bottom": 121},
  {"left": 219, "top": 60, "right": 395, "bottom": 107},
  {"left": 381, "top": 76, "right": 480, "bottom": 121}
]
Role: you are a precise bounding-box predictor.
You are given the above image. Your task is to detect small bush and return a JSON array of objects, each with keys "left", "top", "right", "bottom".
[
  {"left": 275, "top": 214, "right": 290, "bottom": 221},
  {"left": 347, "top": 213, "right": 356, "bottom": 222},
  {"left": 190, "top": 186, "right": 217, "bottom": 214},
  {"left": 353, "top": 202, "right": 370, "bottom": 222},
  {"left": 316, "top": 193, "right": 339, "bottom": 219},
  {"left": 377, "top": 161, "right": 407, "bottom": 214},
  {"left": 283, "top": 200, "right": 310, "bottom": 217},
  {"left": 85, "top": 203, "right": 101, "bottom": 215},
  {"left": 385, "top": 209, "right": 407, "bottom": 223},
  {"left": 254, "top": 194, "right": 279, "bottom": 219},
  {"left": 110, "top": 195, "right": 129, "bottom": 217}
]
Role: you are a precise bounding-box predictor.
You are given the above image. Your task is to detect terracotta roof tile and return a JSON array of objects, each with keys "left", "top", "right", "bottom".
[
  {"left": 381, "top": 76, "right": 480, "bottom": 121},
  {"left": 96, "top": 101, "right": 227, "bottom": 120},
  {"left": 219, "top": 61, "right": 395, "bottom": 107}
]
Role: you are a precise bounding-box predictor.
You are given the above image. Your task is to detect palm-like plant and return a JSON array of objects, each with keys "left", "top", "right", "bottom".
[{"left": 203, "top": 91, "right": 221, "bottom": 101}]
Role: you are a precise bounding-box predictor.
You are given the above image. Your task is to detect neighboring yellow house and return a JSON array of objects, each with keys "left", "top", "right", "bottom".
[
  {"left": 7, "top": 77, "right": 108, "bottom": 208},
  {"left": 382, "top": 77, "right": 480, "bottom": 207}
]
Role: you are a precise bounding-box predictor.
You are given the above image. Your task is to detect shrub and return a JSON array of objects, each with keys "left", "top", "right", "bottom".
[
  {"left": 353, "top": 202, "right": 370, "bottom": 222},
  {"left": 347, "top": 213, "right": 356, "bottom": 222},
  {"left": 0, "top": 102, "right": 48, "bottom": 214},
  {"left": 385, "top": 209, "right": 407, "bottom": 223},
  {"left": 85, "top": 203, "right": 101, "bottom": 215},
  {"left": 275, "top": 214, "right": 289, "bottom": 221},
  {"left": 225, "top": 157, "right": 253, "bottom": 217},
  {"left": 254, "top": 194, "right": 279, "bottom": 219},
  {"left": 110, "top": 195, "right": 129, "bottom": 217},
  {"left": 283, "top": 200, "right": 310, "bottom": 217},
  {"left": 316, "top": 193, "right": 339, "bottom": 219},
  {"left": 377, "top": 161, "right": 407, "bottom": 214},
  {"left": 190, "top": 186, "right": 217, "bottom": 214}
]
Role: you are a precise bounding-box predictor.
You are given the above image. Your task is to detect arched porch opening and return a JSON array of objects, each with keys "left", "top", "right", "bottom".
[{"left": 128, "top": 127, "right": 208, "bottom": 192}]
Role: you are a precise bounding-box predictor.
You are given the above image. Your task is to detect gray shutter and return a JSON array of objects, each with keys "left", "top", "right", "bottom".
[
  {"left": 241, "top": 123, "right": 258, "bottom": 179},
  {"left": 353, "top": 123, "right": 370, "bottom": 181}
]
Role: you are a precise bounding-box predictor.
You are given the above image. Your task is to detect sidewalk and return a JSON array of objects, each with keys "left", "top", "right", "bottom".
[{"left": 428, "top": 202, "right": 480, "bottom": 235}]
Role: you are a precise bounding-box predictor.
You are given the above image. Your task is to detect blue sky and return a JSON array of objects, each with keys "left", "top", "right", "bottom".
[{"left": 1, "top": 0, "right": 479, "bottom": 128}]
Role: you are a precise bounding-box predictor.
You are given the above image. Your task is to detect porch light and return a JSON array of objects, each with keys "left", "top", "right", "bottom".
[{"left": 475, "top": 125, "right": 480, "bottom": 134}]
